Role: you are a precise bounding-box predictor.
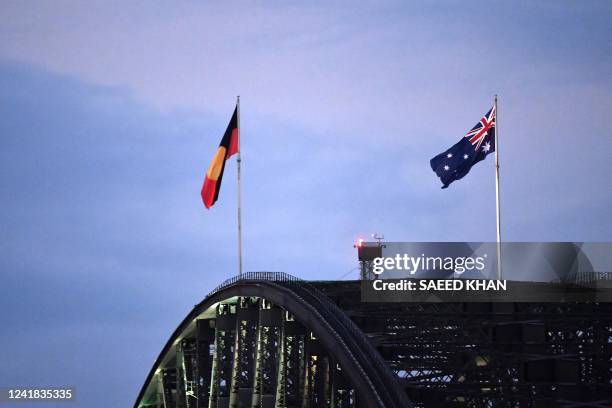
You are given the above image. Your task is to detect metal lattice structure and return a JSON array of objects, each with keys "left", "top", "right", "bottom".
[{"left": 135, "top": 273, "right": 612, "bottom": 408}]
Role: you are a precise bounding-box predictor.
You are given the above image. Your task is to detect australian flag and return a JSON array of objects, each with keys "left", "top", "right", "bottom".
[{"left": 430, "top": 106, "right": 496, "bottom": 188}]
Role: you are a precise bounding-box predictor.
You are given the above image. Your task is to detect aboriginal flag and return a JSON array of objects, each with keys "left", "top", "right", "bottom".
[{"left": 201, "top": 106, "right": 238, "bottom": 209}]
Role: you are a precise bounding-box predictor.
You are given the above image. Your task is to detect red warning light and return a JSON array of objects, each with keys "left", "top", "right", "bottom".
[{"left": 354, "top": 237, "right": 364, "bottom": 248}]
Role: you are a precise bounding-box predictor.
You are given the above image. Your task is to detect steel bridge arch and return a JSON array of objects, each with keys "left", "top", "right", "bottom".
[{"left": 135, "top": 272, "right": 411, "bottom": 408}]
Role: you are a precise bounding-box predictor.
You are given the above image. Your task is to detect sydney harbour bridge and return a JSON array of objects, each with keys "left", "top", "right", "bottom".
[{"left": 134, "top": 271, "right": 612, "bottom": 408}]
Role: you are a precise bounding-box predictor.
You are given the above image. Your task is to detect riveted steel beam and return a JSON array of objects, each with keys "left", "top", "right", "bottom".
[
  {"left": 276, "top": 313, "right": 306, "bottom": 408},
  {"left": 211, "top": 303, "right": 237, "bottom": 408},
  {"left": 252, "top": 300, "right": 283, "bottom": 408},
  {"left": 196, "top": 319, "right": 215, "bottom": 408},
  {"left": 229, "top": 297, "right": 260, "bottom": 407},
  {"left": 161, "top": 368, "right": 177, "bottom": 408}
]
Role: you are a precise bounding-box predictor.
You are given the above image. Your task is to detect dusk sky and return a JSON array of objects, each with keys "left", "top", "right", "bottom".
[{"left": 1, "top": 1, "right": 611, "bottom": 406}]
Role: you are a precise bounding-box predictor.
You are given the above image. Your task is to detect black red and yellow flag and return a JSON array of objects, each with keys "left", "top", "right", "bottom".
[{"left": 201, "top": 107, "right": 238, "bottom": 209}]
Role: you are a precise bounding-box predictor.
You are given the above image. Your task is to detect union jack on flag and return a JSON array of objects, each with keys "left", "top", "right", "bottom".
[
  {"left": 466, "top": 106, "right": 496, "bottom": 151},
  {"left": 430, "top": 106, "right": 496, "bottom": 188}
]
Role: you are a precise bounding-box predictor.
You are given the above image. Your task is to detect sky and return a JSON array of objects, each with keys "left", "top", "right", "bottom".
[{"left": 0, "top": 1, "right": 611, "bottom": 406}]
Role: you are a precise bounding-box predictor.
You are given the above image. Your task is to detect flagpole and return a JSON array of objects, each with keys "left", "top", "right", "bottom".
[
  {"left": 236, "top": 95, "right": 243, "bottom": 277},
  {"left": 494, "top": 94, "right": 502, "bottom": 280}
]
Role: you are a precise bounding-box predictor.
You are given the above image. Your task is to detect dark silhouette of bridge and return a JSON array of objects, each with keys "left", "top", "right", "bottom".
[{"left": 135, "top": 272, "right": 612, "bottom": 407}]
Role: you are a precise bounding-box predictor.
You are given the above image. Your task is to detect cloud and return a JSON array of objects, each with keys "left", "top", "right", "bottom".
[
  {"left": 1, "top": 1, "right": 609, "bottom": 136},
  {"left": 0, "top": 3, "right": 610, "bottom": 406}
]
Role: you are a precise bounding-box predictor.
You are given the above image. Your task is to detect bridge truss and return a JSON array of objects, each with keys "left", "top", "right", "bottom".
[{"left": 135, "top": 273, "right": 612, "bottom": 407}]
